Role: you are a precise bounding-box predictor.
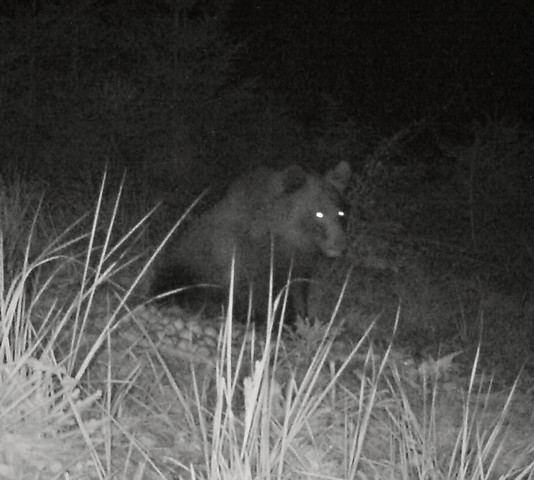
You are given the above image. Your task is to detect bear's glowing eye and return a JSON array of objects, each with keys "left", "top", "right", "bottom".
[
  {"left": 338, "top": 210, "right": 345, "bottom": 218},
  {"left": 315, "top": 211, "right": 324, "bottom": 219}
]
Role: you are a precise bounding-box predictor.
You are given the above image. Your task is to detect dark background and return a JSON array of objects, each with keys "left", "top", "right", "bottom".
[
  {"left": 226, "top": 0, "right": 533, "bottom": 127},
  {"left": 1, "top": 0, "right": 532, "bottom": 163}
]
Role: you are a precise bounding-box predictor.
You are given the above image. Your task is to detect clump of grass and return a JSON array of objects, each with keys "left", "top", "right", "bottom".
[
  {"left": 177, "top": 288, "right": 534, "bottom": 479},
  {"left": 0, "top": 172, "right": 165, "bottom": 478}
]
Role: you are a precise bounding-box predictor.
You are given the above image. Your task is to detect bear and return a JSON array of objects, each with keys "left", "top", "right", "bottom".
[{"left": 150, "top": 161, "right": 352, "bottom": 322}]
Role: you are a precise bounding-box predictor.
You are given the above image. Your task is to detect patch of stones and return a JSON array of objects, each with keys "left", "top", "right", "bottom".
[{"left": 116, "top": 303, "right": 253, "bottom": 365}]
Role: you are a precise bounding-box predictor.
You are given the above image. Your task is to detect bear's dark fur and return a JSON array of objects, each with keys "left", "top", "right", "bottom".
[{"left": 150, "top": 161, "right": 352, "bottom": 321}]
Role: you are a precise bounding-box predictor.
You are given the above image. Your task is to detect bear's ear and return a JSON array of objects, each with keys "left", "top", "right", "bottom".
[
  {"left": 325, "top": 161, "right": 351, "bottom": 193},
  {"left": 280, "top": 165, "right": 307, "bottom": 194}
]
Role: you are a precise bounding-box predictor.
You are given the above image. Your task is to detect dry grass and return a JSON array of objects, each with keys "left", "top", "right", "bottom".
[{"left": 0, "top": 176, "right": 533, "bottom": 479}]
